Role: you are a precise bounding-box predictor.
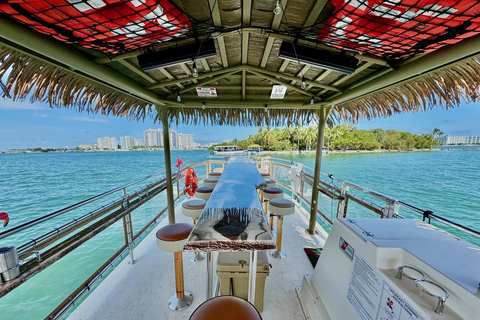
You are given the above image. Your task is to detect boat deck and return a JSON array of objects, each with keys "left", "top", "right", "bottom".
[{"left": 68, "top": 196, "right": 327, "bottom": 320}]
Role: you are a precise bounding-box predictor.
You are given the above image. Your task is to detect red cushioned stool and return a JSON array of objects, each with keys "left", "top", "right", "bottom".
[
  {"left": 189, "top": 296, "right": 262, "bottom": 320},
  {"left": 156, "top": 223, "right": 194, "bottom": 311}
]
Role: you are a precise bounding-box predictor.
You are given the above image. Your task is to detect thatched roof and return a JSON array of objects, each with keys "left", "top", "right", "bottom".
[{"left": 1, "top": 0, "right": 480, "bottom": 126}]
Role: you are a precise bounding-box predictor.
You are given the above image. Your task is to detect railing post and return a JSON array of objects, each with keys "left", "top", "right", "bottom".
[
  {"left": 383, "top": 199, "right": 399, "bottom": 218},
  {"left": 299, "top": 175, "right": 304, "bottom": 208},
  {"left": 309, "top": 107, "right": 332, "bottom": 234},
  {"left": 337, "top": 182, "right": 349, "bottom": 218},
  {"left": 122, "top": 188, "right": 136, "bottom": 265}
]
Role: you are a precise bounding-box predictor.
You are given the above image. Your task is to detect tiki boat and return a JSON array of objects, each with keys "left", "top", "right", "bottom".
[{"left": 1, "top": 1, "right": 480, "bottom": 319}]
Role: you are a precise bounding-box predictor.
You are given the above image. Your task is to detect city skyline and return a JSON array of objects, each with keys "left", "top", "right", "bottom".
[
  {"left": 82, "top": 128, "right": 199, "bottom": 151},
  {"left": 1, "top": 98, "right": 479, "bottom": 150}
]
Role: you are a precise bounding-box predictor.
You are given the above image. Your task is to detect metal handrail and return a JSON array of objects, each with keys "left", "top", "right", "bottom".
[
  {"left": 265, "top": 157, "right": 480, "bottom": 241},
  {"left": 0, "top": 167, "right": 170, "bottom": 240}
]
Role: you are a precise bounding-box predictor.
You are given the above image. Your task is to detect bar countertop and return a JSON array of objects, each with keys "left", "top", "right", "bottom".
[{"left": 184, "top": 157, "right": 275, "bottom": 252}]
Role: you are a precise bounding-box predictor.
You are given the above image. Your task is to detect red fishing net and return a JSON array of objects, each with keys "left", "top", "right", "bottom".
[
  {"left": 311, "top": 0, "right": 480, "bottom": 61},
  {"left": 0, "top": 0, "right": 192, "bottom": 54}
]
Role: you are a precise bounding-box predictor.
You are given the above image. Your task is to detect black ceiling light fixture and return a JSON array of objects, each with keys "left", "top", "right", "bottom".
[
  {"left": 279, "top": 42, "right": 359, "bottom": 74},
  {"left": 138, "top": 39, "right": 216, "bottom": 72},
  {"left": 192, "top": 61, "right": 198, "bottom": 77}
]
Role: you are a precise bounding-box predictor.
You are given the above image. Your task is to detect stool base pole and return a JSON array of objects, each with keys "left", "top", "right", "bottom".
[
  {"left": 168, "top": 291, "right": 193, "bottom": 311},
  {"left": 189, "top": 252, "right": 206, "bottom": 262},
  {"left": 168, "top": 252, "right": 193, "bottom": 311},
  {"left": 271, "top": 217, "right": 286, "bottom": 259}
]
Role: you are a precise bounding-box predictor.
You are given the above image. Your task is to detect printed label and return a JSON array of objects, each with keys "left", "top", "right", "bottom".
[
  {"left": 376, "top": 282, "right": 425, "bottom": 320},
  {"left": 196, "top": 87, "right": 217, "bottom": 97},
  {"left": 339, "top": 236, "right": 355, "bottom": 261},
  {"left": 270, "top": 85, "right": 287, "bottom": 99},
  {"left": 347, "top": 254, "right": 382, "bottom": 320}
]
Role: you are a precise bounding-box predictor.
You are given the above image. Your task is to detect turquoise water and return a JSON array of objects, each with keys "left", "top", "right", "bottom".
[{"left": 0, "top": 150, "right": 479, "bottom": 319}]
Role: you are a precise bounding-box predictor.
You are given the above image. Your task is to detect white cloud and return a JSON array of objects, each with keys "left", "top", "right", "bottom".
[
  {"left": 0, "top": 100, "right": 48, "bottom": 110},
  {"left": 61, "top": 116, "right": 108, "bottom": 123},
  {"left": 34, "top": 113, "right": 49, "bottom": 118}
]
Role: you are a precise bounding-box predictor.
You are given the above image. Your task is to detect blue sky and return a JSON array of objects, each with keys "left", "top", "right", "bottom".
[{"left": 0, "top": 97, "right": 479, "bottom": 150}]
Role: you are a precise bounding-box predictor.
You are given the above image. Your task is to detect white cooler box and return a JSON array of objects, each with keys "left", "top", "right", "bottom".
[{"left": 217, "top": 251, "right": 270, "bottom": 312}]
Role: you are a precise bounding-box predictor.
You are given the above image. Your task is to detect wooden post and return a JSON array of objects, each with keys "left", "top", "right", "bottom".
[
  {"left": 159, "top": 105, "right": 176, "bottom": 224},
  {"left": 308, "top": 107, "right": 333, "bottom": 234}
]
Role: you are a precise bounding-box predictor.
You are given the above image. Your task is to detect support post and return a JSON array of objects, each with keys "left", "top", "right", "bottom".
[
  {"left": 159, "top": 105, "right": 176, "bottom": 224},
  {"left": 308, "top": 107, "right": 333, "bottom": 234}
]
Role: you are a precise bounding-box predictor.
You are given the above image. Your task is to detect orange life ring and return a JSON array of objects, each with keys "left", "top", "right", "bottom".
[{"left": 185, "top": 168, "right": 198, "bottom": 196}]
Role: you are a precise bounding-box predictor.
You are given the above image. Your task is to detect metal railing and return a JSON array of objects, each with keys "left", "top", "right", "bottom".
[{"left": 264, "top": 157, "right": 480, "bottom": 241}]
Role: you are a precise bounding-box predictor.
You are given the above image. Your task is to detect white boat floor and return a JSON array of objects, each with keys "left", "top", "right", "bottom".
[{"left": 68, "top": 196, "right": 327, "bottom": 320}]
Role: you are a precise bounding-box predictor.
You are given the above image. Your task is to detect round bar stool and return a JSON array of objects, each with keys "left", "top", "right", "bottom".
[
  {"left": 156, "top": 223, "right": 194, "bottom": 310},
  {"left": 203, "top": 178, "right": 218, "bottom": 188},
  {"left": 182, "top": 199, "right": 207, "bottom": 262},
  {"left": 208, "top": 172, "right": 222, "bottom": 179},
  {"left": 190, "top": 296, "right": 262, "bottom": 320},
  {"left": 213, "top": 168, "right": 224, "bottom": 173},
  {"left": 264, "top": 179, "right": 276, "bottom": 188},
  {"left": 269, "top": 199, "right": 295, "bottom": 259},
  {"left": 258, "top": 179, "right": 276, "bottom": 203},
  {"left": 263, "top": 187, "right": 284, "bottom": 231},
  {"left": 195, "top": 186, "right": 214, "bottom": 201},
  {"left": 260, "top": 172, "right": 270, "bottom": 180}
]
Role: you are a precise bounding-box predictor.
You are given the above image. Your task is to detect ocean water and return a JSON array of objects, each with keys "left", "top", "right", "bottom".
[{"left": 0, "top": 149, "right": 479, "bottom": 319}]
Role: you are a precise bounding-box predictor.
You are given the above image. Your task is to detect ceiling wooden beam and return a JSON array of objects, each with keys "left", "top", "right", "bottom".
[
  {"left": 179, "top": 71, "right": 239, "bottom": 94},
  {"left": 209, "top": 0, "right": 228, "bottom": 68},
  {"left": 179, "top": 94, "right": 309, "bottom": 101},
  {"left": 291, "top": 65, "right": 311, "bottom": 85},
  {"left": 305, "top": 70, "right": 332, "bottom": 91},
  {"left": 180, "top": 63, "right": 198, "bottom": 84},
  {"left": 260, "top": 0, "right": 288, "bottom": 68},
  {"left": 147, "top": 65, "right": 244, "bottom": 89},
  {"left": 200, "top": 59, "right": 211, "bottom": 72},
  {"left": 243, "top": 0, "right": 252, "bottom": 25},
  {"left": 116, "top": 59, "right": 172, "bottom": 94},
  {"left": 158, "top": 68, "right": 184, "bottom": 90},
  {"left": 303, "top": 0, "right": 329, "bottom": 28},
  {"left": 171, "top": 100, "right": 315, "bottom": 109},
  {"left": 316, "top": 62, "right": 374, "bottom": 95},
  {"left": 242, "top": 70, "right": 246, "bottom": 101},
  {"left": 245, "top": 65, "right": 342, "bottom": 92},
  {"left": 207, "top": 85, "right": 274, "bottom": 90},
  {"left": 242, "top": 32, "right": 249, "bottom": 65},
  {"left": 248, "top": 70, "right": 313, "bottom": 97}
]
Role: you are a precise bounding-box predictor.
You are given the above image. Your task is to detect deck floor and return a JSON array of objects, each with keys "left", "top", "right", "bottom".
[{"left": 68, "top": 196, "right": 327, "bottom": 320}]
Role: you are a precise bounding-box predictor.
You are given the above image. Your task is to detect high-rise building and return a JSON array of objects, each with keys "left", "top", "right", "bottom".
[
  {"left": 134, "top": 139, "right": 143, "bottom": 147},
  {"left": 143, "top": 129, "right": 163, "bottom": 147},
  {"left": 120, "top": 136, "right": 136, "bottom": 150},
  {"left": 437, "top": 135, "right": 480, "bottom": 145},
  {"left": 169, "top": 129, "right": 178, "bottom": 149},
  {"left": 177, "top": 133, "right": 195, "bottom": 149},
  {"left": 97, "top": 137, "right": 118, "bottom": 150}
]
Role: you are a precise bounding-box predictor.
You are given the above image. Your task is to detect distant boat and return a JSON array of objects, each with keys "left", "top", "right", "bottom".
[
  {"left": 247, "top": 144, "right": 264, "bottom": 155},
  {"left": 211, "top": 145, "right": 245, "bottom": 155}
]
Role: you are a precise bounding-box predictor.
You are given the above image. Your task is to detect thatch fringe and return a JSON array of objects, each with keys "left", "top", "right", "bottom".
[
  {"left": 0, "top": 45, "right": 153, "bottom": 121},
  {"left": 335, "top": 55, "right": 480, "bottom": 122},
  {"left": 165, "top": 107, "right": 318, "bottom": 127}
]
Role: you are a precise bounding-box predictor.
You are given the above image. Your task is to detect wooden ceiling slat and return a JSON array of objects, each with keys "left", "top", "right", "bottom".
[{"left": 209, "top": 0, "right": 229, "bottom": 68}]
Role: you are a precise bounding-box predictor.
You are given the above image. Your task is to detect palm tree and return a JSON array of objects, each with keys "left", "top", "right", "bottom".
[
  {"left": 432, "top": 128, "right": 444, "bottom": 139},
  {"left": 293, "top": 126, "right": 302, "bottom": 151},
  {"left": 303, "top": 126, "right": 317, "bottom": 151}
]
